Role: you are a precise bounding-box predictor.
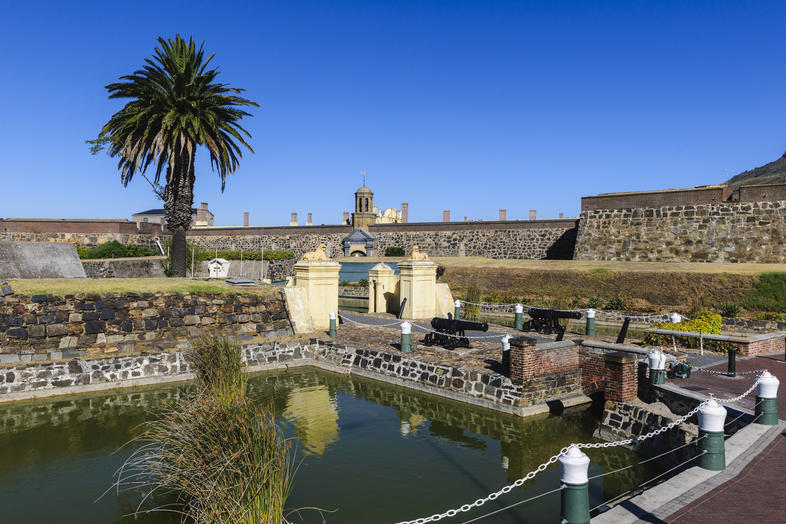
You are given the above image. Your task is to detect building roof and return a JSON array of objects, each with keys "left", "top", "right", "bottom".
[
  {"left": 343, "top": 228, "right": 375, "bottom": 242},
  {"left": 355, "top": 185, "right": 372, "bottom": 194}
]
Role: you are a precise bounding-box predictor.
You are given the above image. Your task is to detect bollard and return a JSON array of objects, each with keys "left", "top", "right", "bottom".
[
  {"left": 647, "top": 349, "right": 666, "bottom": 385},
  {"left": 559, "top": 445, "right": 590, "bottom": 524},
  {"left": 329, "top": 311, "right": 337, "bottom": 338},
  {"left": 727, "top": 347, "right": 738, "bottom": 377},
  {"left": 514, "top": 304, "right": 524, "bottom": 331},
  {"left": 501, "top": 334, "right": 511, "bottom": 375},
  {"left": 585, "top": 308, "right": 596, "bottom": 337},
  {"left": 755, "top": 371, "right": 780, "bottom": 425},
  {"left": 698, "top": 399, "right": 727, "bottom": 471},
  {"left": 670, "top": 312, "right": 682, "bottom": 323},
  {"left": 400, "top": 321, "right": 412, "bottom": 353},
  {"left": 454, "top": 299, "right": 462, "bottom": 321}
]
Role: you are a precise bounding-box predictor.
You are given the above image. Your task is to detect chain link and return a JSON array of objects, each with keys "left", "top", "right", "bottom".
[
  {"left": 695, "top": 367, "right": 768, "bottom": 376},
  {"left": 713, "top": 375, "right": 762, "bottom": 404},
  {"left": 338, "top": 313, "right": 509, "bottom": 341}
]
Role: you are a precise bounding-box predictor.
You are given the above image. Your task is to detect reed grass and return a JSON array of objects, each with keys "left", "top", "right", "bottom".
[{"left": 111, "top": 333, "right": 296, "bottom": 523}]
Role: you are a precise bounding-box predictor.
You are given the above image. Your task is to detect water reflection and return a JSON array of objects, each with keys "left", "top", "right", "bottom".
[{"left": 0, "top": 368, "right": 661, "bottom": 524}]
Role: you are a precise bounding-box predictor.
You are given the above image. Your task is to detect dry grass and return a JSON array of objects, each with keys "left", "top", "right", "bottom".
[
  {"left": 433, "top": 257, "right": 786, "bottom": 275},
  {"left": 6, "top": 278, "right": 277, "bottom": 297}
]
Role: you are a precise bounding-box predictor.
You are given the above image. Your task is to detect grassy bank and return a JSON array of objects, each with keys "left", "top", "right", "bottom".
[
  {"left": 7, "top": 278, "right": 277, "bottom": 296},
  {"left": 436, "top": 259, "right": 786, "bottom": 315}
]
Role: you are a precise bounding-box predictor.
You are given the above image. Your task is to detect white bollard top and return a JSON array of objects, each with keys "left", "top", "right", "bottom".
[
  {"left": 757, "top": 371, "right": 780, "bottom": 399},
  {"left": 698, "top": 399, "right": 727, "bottom": 432},
  {"left": 586, "top": 308, "right": 596, "bottom": 319},
  {"left": 669, "top": 312, "right": 682, "bottom": 323},
  {"left": 455, "top": 299, "right": 462, "bottom": 308},
  {"left": 329, "top": 311, "right": 336, "bottom": 320},
  {"left": 515, "top": 303, "right": 524, "bottom": 314},
  {"left": 648, "top": 349, "right": 666, "bottom": 371},
  {"left": 400, "top": 321, "right": 412, "bottom": 335},
  {"left": 559, "top": 445, "right": 590, "bottom": 484},
  {"left": 501, "top": 334, "right": 510, "bottom": 351}
]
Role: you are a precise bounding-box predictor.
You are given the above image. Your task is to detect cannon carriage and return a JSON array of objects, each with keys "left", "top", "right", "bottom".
[
  {"left": 423, "top": 317, "right": 489, "bottom": 350},
  {"left": 522, "top": 307, "right": 582, "bottom": 340}
]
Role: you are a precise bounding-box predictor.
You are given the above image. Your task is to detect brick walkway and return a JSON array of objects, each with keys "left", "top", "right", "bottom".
[{"left": 663, "top": 355, "right": 786, "bottom": 523}]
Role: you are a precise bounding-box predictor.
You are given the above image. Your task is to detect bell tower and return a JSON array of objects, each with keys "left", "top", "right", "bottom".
[{"left": 352, "top": 173, "right": 377, "bottom": 229}]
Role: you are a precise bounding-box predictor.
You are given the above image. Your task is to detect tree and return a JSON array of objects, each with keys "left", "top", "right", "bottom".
[{"left": 93, "top": 35, "right": 257, "bottom": 276}]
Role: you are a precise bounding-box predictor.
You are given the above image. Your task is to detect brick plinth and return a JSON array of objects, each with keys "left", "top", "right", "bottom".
[{"left": 603, "top": 352, "right": 638, "bottom": 402}]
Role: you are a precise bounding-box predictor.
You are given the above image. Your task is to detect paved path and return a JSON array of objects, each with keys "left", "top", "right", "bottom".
[{"left": 660, "top": 354, "right": 786, "bottom": 523}]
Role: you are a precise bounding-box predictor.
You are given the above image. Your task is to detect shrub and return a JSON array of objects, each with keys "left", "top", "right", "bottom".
[
  {"left": 196, "top": 249, "right": 294, "bottom": 262},
  {"left": 605, "top": 295, "right": 627, "bottom": 311},
  {"left": 436, "top": 265, "right": 445, "bottom": 280},
  {"left": 586, "top": 296, "right": 604, "bottom": 309},
  {"left": 358, "top": 278, "right": 369, "bottom": 287},
  {"left": 719, "top": 302, "right": 741, "bottom": 318},
  {"left": 384, "top": 246, "right": 405, "bottom": 257},
  {"left": 753, "top": 312, "right": 785, "bottom": 321},
  {"left": 187, "top": 332, "right": 246, "bottom": 405},
  {"left": 78, "top": 240, "right": 158, "bottom": 259},
  {"left": 464, "top": 284, "right": 482, "bottom": 320},
  {"left": 643, "top": 310, "right": 736, "bottom": 352}
]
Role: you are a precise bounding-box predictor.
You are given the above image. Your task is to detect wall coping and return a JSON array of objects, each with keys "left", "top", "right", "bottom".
[{"left": 651, "top": 328, "right": 786, "bottom": 344}]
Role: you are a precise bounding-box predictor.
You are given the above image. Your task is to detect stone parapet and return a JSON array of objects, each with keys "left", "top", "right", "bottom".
[{"left": 0, "top": 292, "right": 291, "bottom": 362}]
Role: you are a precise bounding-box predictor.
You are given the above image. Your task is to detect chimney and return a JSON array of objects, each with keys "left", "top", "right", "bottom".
[
  {"left": 464, "top": 216, "right": 467, "bottom": 222},
  {"left": 343, "top": 211, "right": 350, "bottom": 225},
  {"left": 401, "top": 203, "right": 409, "bottom": 223},
  {"left": 307, "top": 212, "right": 312, "bottom": 226},
  {"left": 559, "top": 212, "right": 564, "bottom": 219},
  {"left": 243, "top": 212, "right": 249, "bottom": 227},
  {"left": 529, "top": 209, "right": 537, "bottom": 220},
  {"left": 195, "top": 202, "right": 209, "bottom": 225},
  {"left": 443, "top": 210, "right": 450, "bottom": 222},
  {"left": 290, "top": 212, "right": 298, "bottom": 226},
  {"left": 499, "top": 209, "right": 507, "bottom": 221}
]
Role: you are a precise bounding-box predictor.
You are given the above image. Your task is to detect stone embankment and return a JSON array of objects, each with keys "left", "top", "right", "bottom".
[{"left": 0, "top": 292, "right": 291, "bottom": 363}]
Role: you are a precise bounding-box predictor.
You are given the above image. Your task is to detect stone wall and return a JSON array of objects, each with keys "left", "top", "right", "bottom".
[
  {"left": 82, "top": 257, "right": 167, "bottom": 278},
  {"left": 0, "top": 292, "right": 291, "bottom": 363},
  {"left": 508, "top": 337, "right": 583, "bottom": 400},
  {"left": 0, "top": 219, "right": 164, "bottom": 249},
  {"left": 575, "top": 185, "right": 786, "bottom": 262},
  {"left": 0, "top": 339, "right": 586, "bottom": 411}
]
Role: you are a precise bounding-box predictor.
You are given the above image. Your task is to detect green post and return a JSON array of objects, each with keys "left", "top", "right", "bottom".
[
  {"left": 329, "top": 311, "right": 337, "bottom": 338},
  {"left": 585, "top": 308, "right": 596, "bottom": 337},
  {"left": 559, "top": 446, "right": 590, "bottom": 524},
  {"left": 514, "top": 304, "right": 524, "bottom": 331},
  {"left": 755, "top": 371, "right": 780, "bottom": 426},
  {"left": 454, "top": 299, "right": 461, "bottom": 320},
  {"left": 699, "top": 400, "right": 727, "bottom": 471},
  {"left": 401, "top": 321, "right": 412, "bottom": 353},
  {"left": 648, "top": 350, "right": 666, "bottom": 385}
]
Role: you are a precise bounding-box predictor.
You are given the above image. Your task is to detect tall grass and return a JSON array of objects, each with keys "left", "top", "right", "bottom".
[
  {"left": 112, "top": 333, "right": 296, "bottom": 523},
  {"left": 742, "top": 272, "right": 786, "bottom": 312}
]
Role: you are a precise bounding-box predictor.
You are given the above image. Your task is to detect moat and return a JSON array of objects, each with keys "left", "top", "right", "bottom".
[{"left": 0, "top": 368, "right": 661, "bottom": 523}]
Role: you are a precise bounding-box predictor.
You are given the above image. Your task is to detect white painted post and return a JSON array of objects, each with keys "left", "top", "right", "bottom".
[
  {"left": 670, "top": 312, "right": 682, "bottom": 323},
  {"left": 401, "top": 321, "right": 412, "bottom": 353},
  {"left": 559, "top": 445, "right": 590, "bottom": 523},
  {"left": 648, "top": 349, "right": 666, "bottom": 384},
  {"left": 698, "top": 399, "right": 727, "bottom": 470},
  {"left": 756, "top": 371, "right": 780, "bottom": 425},
  {"left": 501, "top": 334, "right": 511, "bottom": 373},
  {"left": 514, "top": 303, "right": 524, "bottom": 330}
]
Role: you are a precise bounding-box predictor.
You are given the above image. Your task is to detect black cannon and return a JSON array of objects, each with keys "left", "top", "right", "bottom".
[
  {"left": 423, "top": 317, "right": 489, "bottom": 350},
  {"left": 522, "top": 308, "right": 582, "bottom": 340}
]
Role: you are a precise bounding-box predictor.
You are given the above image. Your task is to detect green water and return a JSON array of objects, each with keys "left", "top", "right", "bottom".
[{"left": 0, "top": 369, "right": 659, "bottom": 523}]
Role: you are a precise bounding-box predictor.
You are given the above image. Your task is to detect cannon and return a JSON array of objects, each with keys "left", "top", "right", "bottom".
[
  {"left": 423, "top": 316, "right": 489, "bottom": 350},
  {"left": 522, "top": 308, "right": 582, "bottom": 341}
]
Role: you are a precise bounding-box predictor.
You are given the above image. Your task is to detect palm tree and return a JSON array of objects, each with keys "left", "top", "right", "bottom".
[{"left": 96, "top": 35, "right": 258, "bottom": 276}]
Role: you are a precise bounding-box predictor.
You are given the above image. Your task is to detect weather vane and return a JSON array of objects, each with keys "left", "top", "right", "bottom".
[{"left": 361, "top": 170, "right": 366, "bottom": 186}]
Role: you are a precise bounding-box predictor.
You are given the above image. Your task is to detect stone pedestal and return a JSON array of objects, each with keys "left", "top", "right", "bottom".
[
  {"left": 604, "top": 352, "right": 638, "bottom": 402},
  {"left": 368, "top": 262, "right": 398, "bottom": 314},
  {"left": 398, "top": 260, "right": 437, "bottom": 319},
  {"left": 294, "top": 261, "right": 340, "bottom": 330}
]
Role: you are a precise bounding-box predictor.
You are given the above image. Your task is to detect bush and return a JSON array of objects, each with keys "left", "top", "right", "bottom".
[
  {"left": 643, "top": 310, "right": 736, "bottom": 352},
  {"left": 436, "top": 265, "right": 445, "bottom": 280},
  {"left": 753, "top": 312, "right": 785, "bottom": 321},
  {"left": 196, "top": 249, "right": 294, "bottom": 262},
  {"left": 78, "top": 240, "right": 159, "bottom": 259},
  {"left": 358, "top": 278, "right": 369, "bottom": 286},
  {"left": 719, "top": 302, "right": 741, "bottom": 318},
  {"left": 605, "top": 295, "right": 626, "bottom": 311},
  {"left": 385, "top": 246, "right": 405, "bottom": 257},
  {"left": 463, "top": 284, "right": 482, "bottom": 320},
  {"left": 586, "top": 296, "right": 604, "bottom": 309}
]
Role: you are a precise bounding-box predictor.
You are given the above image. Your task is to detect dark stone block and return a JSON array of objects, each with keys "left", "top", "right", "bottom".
[
  {"left": 76, "top": 303, "right": 96, "bottom": 311},
  {"left": 84, "top": 320, "right": 106, "bottom": 334},
  {"left": 6, "top": 327, "right": 27, "bottom": 339},
  {"left": 31, "top": 294, "right": 48, "bottom": 303},
  {"left": 38, "top": 315, "right": 55, "bottom": 324},
  {"left": 100, "top": 309, "right": 115, "bottom": 320},
  {"left": 169, "top": 318, "right": 184, "bottom": 327},
  {"left": 68, "top": 360, "right": 82, "bottom": 374},
  {"left": 6, "top": 316, "right": 23, "bottom": 327},
  {"left": 145, "top": 319, "right": 157, "bottom": 330},
  {"left": 82, "top": 311, "right": 100, "bottom": 321},
  {"left": 28, "top": 325, "right": 46, "bottom": 338},
  {"left": 158, "top": 319, "right": 168, "bottom": 329}
]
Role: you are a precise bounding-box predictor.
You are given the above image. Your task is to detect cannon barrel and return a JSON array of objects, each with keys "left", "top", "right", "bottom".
[
  {"left": 431, "top": 317, "right": 489, "bottom": 332},
  {"left": 527, "top": 307, "right": 582, "bottom": 320}
]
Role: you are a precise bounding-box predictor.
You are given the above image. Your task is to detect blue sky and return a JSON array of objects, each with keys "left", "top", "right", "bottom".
[{"left": 1, "top": 1, "right": 785, "bottom": 225}]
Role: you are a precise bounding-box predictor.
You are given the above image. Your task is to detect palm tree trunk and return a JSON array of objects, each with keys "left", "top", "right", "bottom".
[{"left": 165, "top": 150, "right": 196, "bottom": 278}]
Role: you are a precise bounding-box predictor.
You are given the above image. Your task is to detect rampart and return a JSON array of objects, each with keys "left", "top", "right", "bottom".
[{"left": 574, "top": 183, "right": 786, "bottom": 262}]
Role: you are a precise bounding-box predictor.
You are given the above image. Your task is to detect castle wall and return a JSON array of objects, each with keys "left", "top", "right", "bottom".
[{"left": 575, "top": 184, "right": 786, "bottom": 262}]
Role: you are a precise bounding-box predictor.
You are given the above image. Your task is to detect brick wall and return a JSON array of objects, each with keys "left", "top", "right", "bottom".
[
  {"left": 508, "top": 338, "right": 582, "bottom": 403},
  {"left": 0, "top": 292, "right": 291, "bottom": 363}
]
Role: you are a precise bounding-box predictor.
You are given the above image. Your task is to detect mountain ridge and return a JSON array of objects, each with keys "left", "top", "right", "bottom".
[{"left": 725, "top": 151, "right": 786, "bottom": 188}]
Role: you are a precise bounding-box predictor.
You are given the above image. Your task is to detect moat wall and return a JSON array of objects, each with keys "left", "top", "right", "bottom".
[{"left": 0, "top": 292, "right": 291, "bottom": 363}]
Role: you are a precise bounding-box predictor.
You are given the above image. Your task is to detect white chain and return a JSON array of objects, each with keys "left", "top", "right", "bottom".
[
  {"left": 337, "top": 313, "right": 404, "bottom": 328},
  {"left": 458, "top": 299, "right": 670, "bottom": 319},
  {"left": 694, "top": 367, "right": 767, "bottom": 376},
  {"left": 395, "top": 449, "right": 567, "bottom": 524},
  {"left": 396, "top": 369, "right": 765, "bottom": 524}
]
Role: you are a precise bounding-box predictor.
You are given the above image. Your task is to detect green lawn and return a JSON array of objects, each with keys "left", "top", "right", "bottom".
[{"left": 6, "top": 278, "right": 276, "bottom": 296}]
